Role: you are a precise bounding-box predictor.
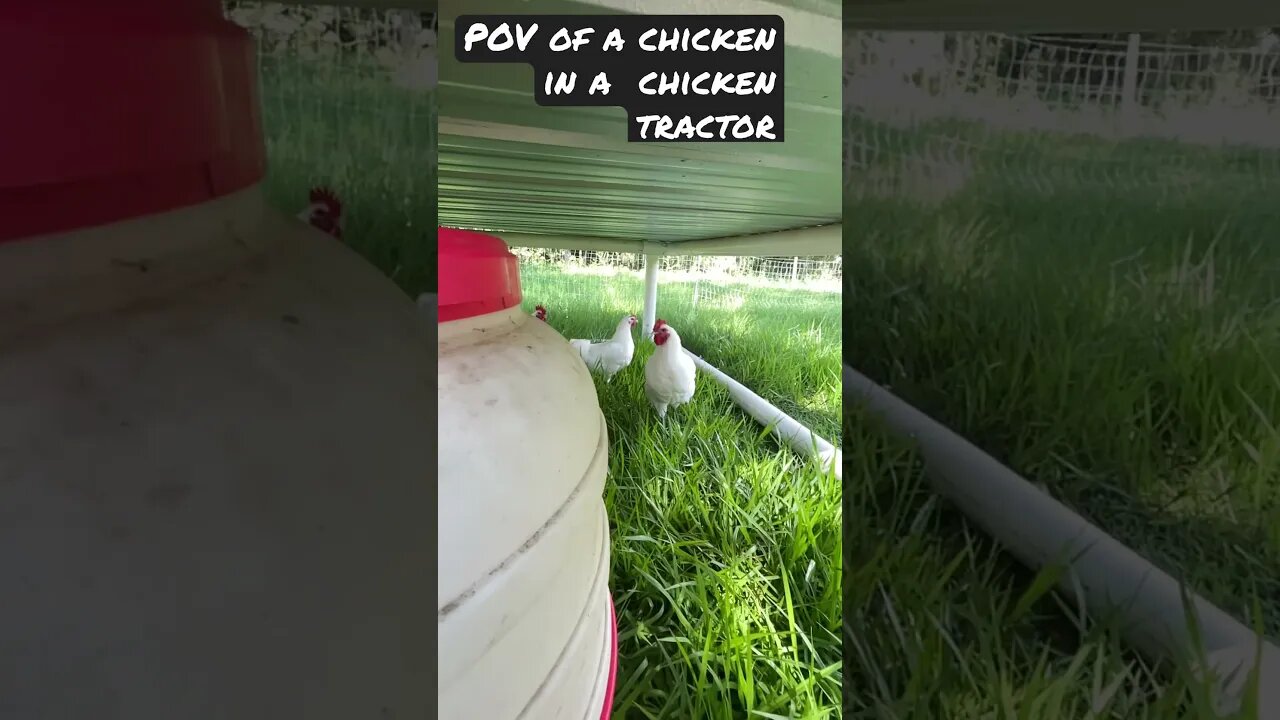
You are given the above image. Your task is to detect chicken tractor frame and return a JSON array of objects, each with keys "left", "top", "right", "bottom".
[{"left": 437, "top": 0, "right": 846, "bottom": 480}]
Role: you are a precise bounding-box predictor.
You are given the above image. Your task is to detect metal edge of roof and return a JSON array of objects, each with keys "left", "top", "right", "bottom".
[
  {"left": 844, "top": 1, "right": 1280, "bottom": 31},
  {"left": 495, "top": 222, "right": 841, "bottom": 255},
  {"left": 562, "top": 0, "right": 842, "bottom": 56},
  {"left": 277, "top": 0, "right": 437, "bottom": 10}
]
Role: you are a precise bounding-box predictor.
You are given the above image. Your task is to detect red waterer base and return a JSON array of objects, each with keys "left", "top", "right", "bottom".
[{"left": 600, "top": 594, "right": 618, "bottom": 719}]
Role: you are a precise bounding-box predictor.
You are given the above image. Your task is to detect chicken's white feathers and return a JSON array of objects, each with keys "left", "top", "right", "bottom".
[
  {"left": 570, "top": 315, "right": 637, "bottom": 381},
  {"left": 644, "top": 321, "right": 696, "bottom": 418}
]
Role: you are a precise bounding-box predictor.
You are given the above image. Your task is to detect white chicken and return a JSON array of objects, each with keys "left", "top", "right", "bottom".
[
  {"left": 296, "top": 186, "right": 343, "bottom": 239},
  {"left": 416, "top": 293, "right": 435, "bottom": 321},
  {"left": 532, "top": 305, "right": 548, "bottom": 321},
  {"left": 644, "top": 319, "right": 696, "bottom": 419},
  {"left": 569, "top": 315, "right": 637, "bottom": 381}
]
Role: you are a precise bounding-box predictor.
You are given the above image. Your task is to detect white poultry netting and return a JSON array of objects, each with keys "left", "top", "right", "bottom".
[
  {"left": 512, "top": 249, "right": 842, "bottom": 318},
  {"left": 225, "top": 2, "right": 437, "bottom": 294},
  {"left": 845, "top": 31, "right": 1280, "bottom": 201},
  {"left": 229, "top": 3, "right": 437, "bottom": 172}
]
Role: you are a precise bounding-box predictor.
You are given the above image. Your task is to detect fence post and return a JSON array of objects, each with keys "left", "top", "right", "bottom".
[
  {"left": 792, "top": 256, "right": 800, "bottom": 283},
  {"left": 1121, "top": 32, "right": 1141, "bottom": 134},
  {"left": 398, "top": 9, "right": 418, "bottom": 55}
]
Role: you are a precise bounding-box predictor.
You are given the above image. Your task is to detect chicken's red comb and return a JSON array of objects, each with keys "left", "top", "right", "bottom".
[
  {"left": 654, "top": 319, "right": 667, "bottom": 329},
  {"left": 535, "top": 305, "right": 546, "bottom": 312},
  {"left": 309, "top": 186, "right": 342, "bottom": 217}
]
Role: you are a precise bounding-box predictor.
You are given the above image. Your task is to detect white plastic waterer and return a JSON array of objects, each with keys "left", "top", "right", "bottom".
[
  {"left": 0, "top": 2, "right": 429, "bottom": 717},
  {"left": 437, "top": 228, "right": 618, "bottom": 719}
]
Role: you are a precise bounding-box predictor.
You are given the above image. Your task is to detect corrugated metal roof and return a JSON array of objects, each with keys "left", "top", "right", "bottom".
[{"left": 438, "top": 0, "right": 842, "bottom": 244}]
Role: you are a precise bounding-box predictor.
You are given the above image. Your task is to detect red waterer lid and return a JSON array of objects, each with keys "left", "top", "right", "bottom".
[
  {"left": 0, "top": 0, "right": 265, "bottom": 245},
  {"left": 437, "top": 227, "right": 523, "bottom": 323}
]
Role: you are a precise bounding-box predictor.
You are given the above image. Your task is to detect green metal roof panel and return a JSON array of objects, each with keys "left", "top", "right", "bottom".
[{"left": 438, "top": 0, "right": 842, "bottom": 244}]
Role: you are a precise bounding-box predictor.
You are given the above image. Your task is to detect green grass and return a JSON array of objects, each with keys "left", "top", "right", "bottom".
[
  {"left": 844, "top": 409, "right": 1275, "bottom": 719},
  {"left": 845, "top": 118, "right": 1280, "bottom": 717},
  {"left": 521, "top": 264, "right": 843, "bottom": 718},
  {"left": 258, "top": 55, "right": 437, "bottom": 296}
]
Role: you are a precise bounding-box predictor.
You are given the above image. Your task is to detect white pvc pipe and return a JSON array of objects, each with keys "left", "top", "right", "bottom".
[
  {"left": 844, "top": 363, "right": 1279, "bottom": 715},
  {"left": 686, "top": 350, "right": 841, "bottom": 479},
  {"left": 641, "top": 254, "right": 659, "bottom": 338}
]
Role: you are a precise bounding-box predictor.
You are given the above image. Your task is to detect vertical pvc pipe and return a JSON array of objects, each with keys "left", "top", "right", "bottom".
[
  {"left": 641, "top": 253, "right": 659, "bottom": 338},
  {"left": 844, "top": 363, "right": 1279, "bottom": 715}
]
